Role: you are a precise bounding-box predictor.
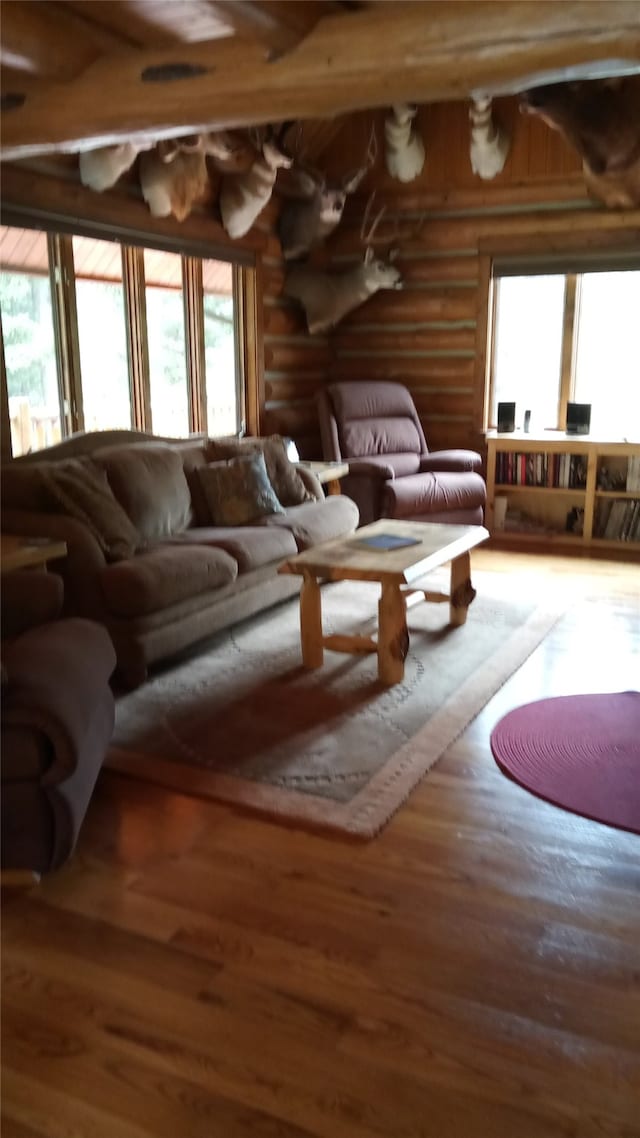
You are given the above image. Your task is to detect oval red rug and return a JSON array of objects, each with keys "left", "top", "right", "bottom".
[{"left": 490, "top": 690, "right": 640, "bottom": 834}]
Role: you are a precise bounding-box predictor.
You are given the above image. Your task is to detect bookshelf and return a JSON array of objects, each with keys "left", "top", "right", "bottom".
[{"left": 485, "top": 433, "right": 640, "bottom": 557}]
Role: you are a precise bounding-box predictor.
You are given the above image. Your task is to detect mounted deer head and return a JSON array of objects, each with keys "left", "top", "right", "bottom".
[
  {"left": 277, "top": 124, "right": 378, "bottom": 261},
  {"left": 384, "top": 104, "right": 426, "bottom": 183},
  {"left": 283, "top": 194, "right": 403, "bottom": 334},
  {"left": 218, "top": 127, "right": 292, "bottom": 239},
  {"left": 469, "top": 97, "right": 510, "bottom": 179},
  {"left": 79, "top": 142, "right": 152, "bottom": 191},
  {"left": 139, "top": 131, "right": 243, "bottom": 221},
  {"left": 520, "top": 77, "right": 640, "bottom": 208}
]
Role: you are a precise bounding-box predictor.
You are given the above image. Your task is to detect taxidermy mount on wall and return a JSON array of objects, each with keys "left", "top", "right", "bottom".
[
  {"left": 79, "top": 131, "right": 250, "bottom": 223},
  {"left": 277, "top": 125, "right": 378, "bottom": 261},
  {"left": 384, "top": 104, "right": 426, "bottom": 182},
  {"left": 520, "top": 76, "right": 640, "bottom": 208},
  {"left": 469, "top": 97, "right": 510, "bottom": 179},
  {"left": 283, "top": 194, "right": 403, "bottom": 334},
  {"left": 218, "top": 126, "right": 292, "bottom": 239}
]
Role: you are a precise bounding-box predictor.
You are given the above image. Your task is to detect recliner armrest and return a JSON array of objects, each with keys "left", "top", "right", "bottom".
[
  {"left": 346, "top": 458, "right": 396, "bottom": 480},
  {"left": 1, "top": 570, "right": 64, "bottom": 640},
  {"left": 419, "top": 450, "right": 483, "bottom": 475},
  {"left": 2, "top": 618, "right": 116, "bottom": 787}
]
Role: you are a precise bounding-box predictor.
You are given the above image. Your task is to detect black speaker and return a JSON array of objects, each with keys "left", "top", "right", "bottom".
[
  {"left": 497, "top": 401, "right": 516, "bottom": 433},
  {"left": 566, "top": 402, "right": 591, "bottom": 435}
]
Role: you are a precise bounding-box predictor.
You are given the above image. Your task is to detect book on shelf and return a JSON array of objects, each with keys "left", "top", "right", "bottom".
[
  {"left": 626, "top": 455, "right": 640, "bottom": 493},
  {"left": 597, "top": 498, "right": 640, "bottom": 541},
  {"left": 496, "top": 450, "right": 586, "bottom": 489}
]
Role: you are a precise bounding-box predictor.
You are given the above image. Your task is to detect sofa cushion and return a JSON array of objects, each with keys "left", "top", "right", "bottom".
[
  {"left": 42, "top": 458, "right": 139, "bottom": 562},
  {"left": 100, "top": 545, "right": 237, "bottom": 617},
  {"left": 195, "top": 453, "right": 285, "bottom": 526},
  {"left": 260, "top": 494, "right": 360, "bottom": 550},
  {"left": 166, "top": 524, "right": 298, "bottom": 573},
  {"left": 94, "top": 444, "right": 192, "bottom": 542},
  {"left": 208, "top": 435, "right": 314, "bottom": 507}
]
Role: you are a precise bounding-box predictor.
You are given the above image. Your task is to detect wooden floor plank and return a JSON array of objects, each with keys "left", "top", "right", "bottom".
[{"left": 2, "top": 551, "right": 639, "bottom": 1138}]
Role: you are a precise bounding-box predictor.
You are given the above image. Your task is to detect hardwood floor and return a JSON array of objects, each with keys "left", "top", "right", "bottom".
[{"left": 2, "top": 550, "right": 639, "bottom": 1138}]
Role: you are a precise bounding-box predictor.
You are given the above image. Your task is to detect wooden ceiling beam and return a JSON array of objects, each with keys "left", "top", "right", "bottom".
[{"left": 1, "top": 1, "right": 640, "bottom": 160}]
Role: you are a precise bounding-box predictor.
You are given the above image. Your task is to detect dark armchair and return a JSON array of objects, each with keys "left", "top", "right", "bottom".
[
  {"left": 1, "top": 570, "right": 116, "bottom": 875},
  {"left": 317, "top": 381, "right": 486, "bottom": 526}
]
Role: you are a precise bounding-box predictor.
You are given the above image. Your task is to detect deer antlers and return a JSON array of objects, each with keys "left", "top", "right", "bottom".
[
  {"left": 360, "top": 190, "right": 387, "bottom": 245},
  {"left": 277, "top": 123, "right": 379, "bottom": 261},
  {"left": 342, "top": 123, "right": 378, "bottom": 193},
  {"left": 359, "top": 191, "right": 426, "bottom": 252}
]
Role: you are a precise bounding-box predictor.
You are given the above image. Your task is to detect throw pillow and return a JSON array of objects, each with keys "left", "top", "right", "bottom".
[
  {"left": 196, "top": 453, "right": 285, "bottom": 526},
  {"left": 43, "top": 458, "right": 140, "bottom": 562},
  {"left": 207, "top": 435, "right": 314, "bottom": 507}
]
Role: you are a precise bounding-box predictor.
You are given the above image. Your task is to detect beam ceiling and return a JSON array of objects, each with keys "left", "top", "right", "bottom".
[{"left": 1, "top": 1, "right": 639, "bottom": 161}]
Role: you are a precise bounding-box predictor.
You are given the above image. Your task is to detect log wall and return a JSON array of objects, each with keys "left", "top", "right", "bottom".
[
  {"left": 260, "top": 98, "right": 640, "bottom": 459},
  {"left": 2, "top": 96, "right": 639, "bottom": 461}
]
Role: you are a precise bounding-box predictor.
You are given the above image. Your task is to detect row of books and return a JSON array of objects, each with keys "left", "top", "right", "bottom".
[
  {"left": 495, "top": 452, "right": 587, "bottom": 489},
  {"left": 594, "top": 498, "right": 640, "bottom": 542}
]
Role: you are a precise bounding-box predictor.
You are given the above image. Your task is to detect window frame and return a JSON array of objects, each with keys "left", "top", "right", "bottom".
[
  {"left": 476, "top": 230, "right": 640, "bottom": 436},
  {"left": 0, "top": 214, "right": 257, "bottom": 457}
]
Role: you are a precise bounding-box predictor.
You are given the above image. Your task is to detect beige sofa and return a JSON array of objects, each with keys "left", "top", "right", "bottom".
[{"left": 2, "top": 430, "right": 359, "bottom": 687}]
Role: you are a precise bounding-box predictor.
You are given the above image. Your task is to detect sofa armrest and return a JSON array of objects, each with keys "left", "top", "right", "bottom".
[
  {"left": 1, "top": 510, "right": 109, "bottom": 619},
  {"left": 419, "top": 450, "right": 483, "bottom": 475},
  {"left": 295, "top": 464, "right": 324, "bottom": 501},
  {"left": 1, "top": 618, "right": 116, "bottom": 787},
  {"left": 1, "top": 510, "right": 106, "bottom": 572}
]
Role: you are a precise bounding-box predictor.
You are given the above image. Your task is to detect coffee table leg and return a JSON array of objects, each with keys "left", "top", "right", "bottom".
[
  {"left": 300, "top": 572, "right": 324, "bottom": 668},
  {"left": 450, "top": 551, "right": 476, "bottom": 626},
  {"left": 378, "top": 582, "right": 409, "bottom": 685}
]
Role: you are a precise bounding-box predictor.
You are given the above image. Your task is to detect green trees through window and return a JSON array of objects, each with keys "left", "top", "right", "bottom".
[
  {"left": 0, "top": 268, "right": 61, "bottom": 455},
  {"left": 0, "top": 226, "right": 243, "bottom": 456}
]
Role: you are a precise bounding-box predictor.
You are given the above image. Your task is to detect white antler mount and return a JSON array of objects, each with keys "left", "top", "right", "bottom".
[
  {"left": 384, "top": 104, "right": 425, "bottom": 183},
  {"left": 219, "top": 129, "right": 292, "bottom": 239},
  {"left": 80, "top": 131, "right": 248, "bottom": 222},
  {"left": 469, "top": 97, "right": 510, "bottom": 180},
  {"left": 79, "top": 143, "right": 151, "bottom": 192}
]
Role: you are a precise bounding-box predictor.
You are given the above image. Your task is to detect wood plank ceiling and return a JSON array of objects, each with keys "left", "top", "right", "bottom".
[{"left": 1, "top": 1, "right": 639, "bottom": 162}]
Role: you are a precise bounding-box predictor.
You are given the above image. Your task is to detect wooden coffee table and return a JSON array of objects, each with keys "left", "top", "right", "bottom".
[{"left": 279, "top": 519, "right": 489, "bottom": 685}]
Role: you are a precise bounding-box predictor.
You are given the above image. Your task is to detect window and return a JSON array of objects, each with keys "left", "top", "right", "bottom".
[
  {"left": 144, "top": 249, "right": 189, "bottom": 437},
  {"left": 72, "top": 235, "right": 132, "bottom": 432},
  {"left": 573, "top": 272, "right": 640, "bottom": 438},
  {"left": 488, "top": 262, "right": 640, "bottom": 438},
  {"left": 0, "top": 230, "right": 61, "bottom": 456},
  {"left": 203, "top": 257, "right": 238, "bottom": 435},
  {"left": 0, "top": 224, "right": 252, "bottom": 457}
]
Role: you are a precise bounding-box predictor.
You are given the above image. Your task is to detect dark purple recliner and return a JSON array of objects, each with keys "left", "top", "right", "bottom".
[
  {"left": 1, "top": 570, "right": 116, "bottom": 875},
  {"left": 317, "top": 381, "right": 486, "bottom": 526}
]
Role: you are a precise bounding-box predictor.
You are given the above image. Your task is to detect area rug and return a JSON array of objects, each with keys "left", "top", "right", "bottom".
[
  {"left": 490, "top": 691, "right": 640, "bottom": 835},
  {"left": 108, "top": 574, "right": 564, "bottom": 838}
]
